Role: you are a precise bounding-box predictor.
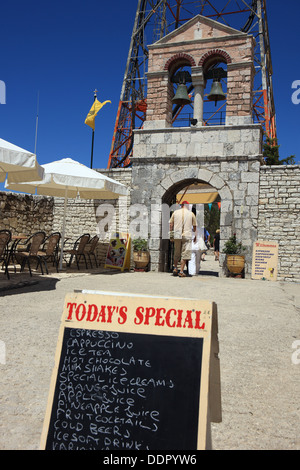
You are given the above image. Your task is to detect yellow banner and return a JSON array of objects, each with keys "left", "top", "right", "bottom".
[{"left": 85, "top": 99, "right": 111, "bottom": 130}]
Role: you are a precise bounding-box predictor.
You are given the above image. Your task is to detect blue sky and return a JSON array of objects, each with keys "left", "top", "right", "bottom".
[{"left": 0, "top": 0, "right": 299, "bottom": 178}]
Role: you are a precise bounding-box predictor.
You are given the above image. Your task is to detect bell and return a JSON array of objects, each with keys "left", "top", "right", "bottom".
[
  {"left": 172, "top": 84, "right": 192, "bottom": 106},
  {"left": 207, "top": 79, "right": 226, "bottom": 105}
]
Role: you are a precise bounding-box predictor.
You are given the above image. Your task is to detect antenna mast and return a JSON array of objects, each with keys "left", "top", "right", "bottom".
[{"left": 108, "top": 0, "right": 275, "bottom": 168}]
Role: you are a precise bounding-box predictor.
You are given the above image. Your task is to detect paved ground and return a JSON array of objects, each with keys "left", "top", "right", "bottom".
[{"left": 0, "top": 252, "right": 299, "bottom": 450}]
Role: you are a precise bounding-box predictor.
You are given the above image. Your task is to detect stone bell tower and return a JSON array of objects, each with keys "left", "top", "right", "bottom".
[
  {"left": 131, "top": 15, "right": 263, "bottom": 276},
  {"left": 145, "top": 15, "right": 255, "bottom": 129}
]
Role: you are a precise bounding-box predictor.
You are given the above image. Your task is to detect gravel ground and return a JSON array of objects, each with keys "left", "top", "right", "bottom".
[{"left": 0, "top": 254, "right": 299, "bottom": 450}]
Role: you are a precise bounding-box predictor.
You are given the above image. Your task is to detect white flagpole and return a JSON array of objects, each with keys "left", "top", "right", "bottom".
[
  {"left": 59, "top": 186, "right": 68, "bottom": 270},
  {"left": 34, "top": 91, "right": 40, "bottom": 155}
]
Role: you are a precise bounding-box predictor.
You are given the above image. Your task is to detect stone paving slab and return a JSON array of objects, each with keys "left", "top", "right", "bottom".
[{"left": 0, "top": 254, "right": 299, "bottom": 450}]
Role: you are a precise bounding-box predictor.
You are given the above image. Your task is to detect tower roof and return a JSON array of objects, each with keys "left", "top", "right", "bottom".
[{"left": 153, "top": 14, "right": 247, "bottom": 47}]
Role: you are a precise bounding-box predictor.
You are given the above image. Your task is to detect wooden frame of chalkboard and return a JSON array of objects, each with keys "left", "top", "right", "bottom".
[{"left": 40, "top": 291, "right": 220, "bottom": 450}]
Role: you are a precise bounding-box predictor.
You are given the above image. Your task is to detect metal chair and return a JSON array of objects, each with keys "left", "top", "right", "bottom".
[
  {"left": 37, "top": 232, "right": 61, "bottom": 274},
  {"left": 0, "top": 229, "right": 12, "bottom": 279},
  {"left": 84, "top": 235, "right": 99, "bottom": 268},
  {"left": 18, "top": 231, "right": 46, "bottom": 276},
  {"left": 65, "top": 233, "right": 90, "bottom": 270},
  {"left": 8, "top": 234, "right": 31, "bottom": 273}
]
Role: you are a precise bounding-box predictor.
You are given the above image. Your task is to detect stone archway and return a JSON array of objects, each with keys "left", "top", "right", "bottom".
[{"left": 154, "top": 167, "right": 234, "bottom": 273}]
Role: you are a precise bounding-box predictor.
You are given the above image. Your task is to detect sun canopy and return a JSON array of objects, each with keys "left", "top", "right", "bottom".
[
  {"left": 5, "top": 157, "right": 127, "bottom": 199},
  {"left": 176, "top": 192, "right": 219, "bottom": 204},
  {"left": 5, "top": 157, "right": 128, "bottom": 270},
  {"left": 0, "top": 138, "right": 44, "bottom": 183}
]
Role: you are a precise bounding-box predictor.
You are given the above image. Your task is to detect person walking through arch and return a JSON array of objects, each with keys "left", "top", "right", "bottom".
[
  {"left": 201, "top": 227, "right": 210, "bottom": 261},
  {"left": 214, "top": 229, "right": 220, "bottom": 261},
  {"left": 169, "top": 201, "right": 197, "bottom": 277}
]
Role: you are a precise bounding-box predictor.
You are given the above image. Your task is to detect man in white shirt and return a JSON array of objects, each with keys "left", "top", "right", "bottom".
[{"left": 169, "top": 201, "right": 197, "bottom": 277}]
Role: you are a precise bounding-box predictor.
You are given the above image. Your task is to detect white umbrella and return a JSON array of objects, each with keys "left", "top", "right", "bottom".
[
  {"left": 5, "top": 157, "right": 127, "bottom": 269},
  {"left": 0, "top": 138, "right": 44, "bottom": 183}
]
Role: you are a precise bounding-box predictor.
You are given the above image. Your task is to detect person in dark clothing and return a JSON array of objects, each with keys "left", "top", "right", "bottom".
[
  {"left": 201, "top": 228, "right": 210, "bottom": 261},
  {"left": 213, "top": 229, "right": 220, "bottom": 261}
]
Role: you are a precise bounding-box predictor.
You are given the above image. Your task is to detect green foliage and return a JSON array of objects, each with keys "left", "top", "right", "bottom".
[
  {"left": 132, "top": 237, "right": 148, "bottom": 251},
  {"left": 204, "top": 204, "right": 220, "bottom": 238},
  {"left": 223, "top": 234, "right": 246, "bottom": 255},
  {"left": 263, "top": 136, "right": 295, "bottom": 165}
]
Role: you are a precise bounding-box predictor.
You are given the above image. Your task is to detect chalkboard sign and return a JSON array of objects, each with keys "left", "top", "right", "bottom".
[
  {"left": 41, "top": 292, "right": 220, "bottom": 450},
  {"left": 104, "top": 232, "right": 131, "bottom": 271}
]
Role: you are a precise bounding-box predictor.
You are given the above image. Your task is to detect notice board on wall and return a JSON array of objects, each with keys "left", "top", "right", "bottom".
[
  {"left": 252, "top": 240, "right": 279, "bottom": 281},
  {"left": 104, "top": 233, "right": 131, "bottom": 272},
  {"left": 40, "top": 291, "right": 221, "bottom": 451}
]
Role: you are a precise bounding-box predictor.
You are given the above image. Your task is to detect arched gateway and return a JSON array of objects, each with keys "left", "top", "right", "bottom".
[
  {"left": 130, "top": 15, "right": 263, "bottom": 277},
  {"left": 159, "top": 170, "right": 233, "bottom": 273}
]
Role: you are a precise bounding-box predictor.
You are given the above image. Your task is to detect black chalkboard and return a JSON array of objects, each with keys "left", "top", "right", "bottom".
[{"left": 45, "top": 328, "right": 203, "bottom": 450}]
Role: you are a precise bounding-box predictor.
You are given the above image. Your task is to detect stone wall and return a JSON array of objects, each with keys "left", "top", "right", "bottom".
[
  {"left": 131, "top": 124, "right": 263, "bottom": 275},
  {"left": 0, "top": 192, "right": 54, "bottom": 235},
  {"left": 51, "top": 168, "right": 132, "bottom": 266},
  {"left": 0, "top": 168, "right": 132, "bottom": 268},
  {"left": 1, "top": 165, "right": 300, "bottom": 280},
  {"left": 133, "top": 125, "right": 262, "bottom": 160},
  {"left": 258, "top": 165, "right": 300, "bottom": 282}
]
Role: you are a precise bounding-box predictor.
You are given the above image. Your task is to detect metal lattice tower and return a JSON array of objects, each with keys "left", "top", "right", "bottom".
[{"left": 107, "top": 0, "right": 275, "bottom": 168}]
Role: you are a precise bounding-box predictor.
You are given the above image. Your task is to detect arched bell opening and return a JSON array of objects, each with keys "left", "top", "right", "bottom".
[
  {"left": 200, "top": 51, "right": 229, "bottom": 126},
  {"left": 171, "top": 66, "right": 194, "bottom": 128},
  {"left": 164, "top": 53, "right": 196, "bottom": 128},
  {"left": 203, "top": 62, "right": 228, "bottom": 126}
]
